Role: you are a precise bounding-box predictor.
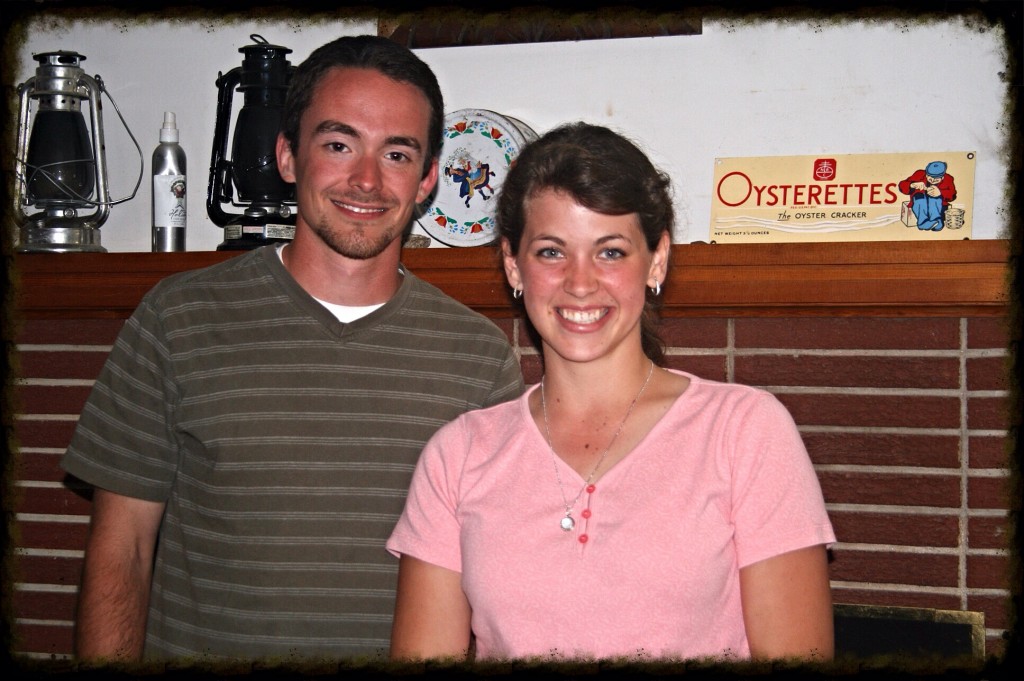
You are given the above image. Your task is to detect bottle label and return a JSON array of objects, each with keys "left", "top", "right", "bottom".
[{"left": 154, "top": 174, "right": 187, "bottom": 229}]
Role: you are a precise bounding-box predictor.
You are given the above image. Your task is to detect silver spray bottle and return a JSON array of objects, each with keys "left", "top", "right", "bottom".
[{"left": 152, "top": 111, "right": 187, "bottom": 251}]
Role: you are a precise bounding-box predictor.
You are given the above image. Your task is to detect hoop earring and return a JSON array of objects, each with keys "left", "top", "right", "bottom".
[
  {"left": 650, "top": 281, "right": 661, "bottom": 297},
  {"left": 512, "top": 286, "right": 522, "bottom": 300}
]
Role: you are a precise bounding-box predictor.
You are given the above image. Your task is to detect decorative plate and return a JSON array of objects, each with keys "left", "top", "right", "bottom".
[
  {"left": 505, "top": 115, "right": 540, "bottom": 144},
  {"left": 418, "top": 109, "right": 537, "bottom": 247}
]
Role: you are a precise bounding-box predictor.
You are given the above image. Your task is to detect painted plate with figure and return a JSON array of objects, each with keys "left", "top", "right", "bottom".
[{"left": 418, "top": 109, "right": 537, "bottom": 247}]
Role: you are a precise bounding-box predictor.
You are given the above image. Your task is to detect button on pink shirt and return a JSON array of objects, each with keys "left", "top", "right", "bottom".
[{"left": 388, "top": 371, "right": 835, "bottom": 661}]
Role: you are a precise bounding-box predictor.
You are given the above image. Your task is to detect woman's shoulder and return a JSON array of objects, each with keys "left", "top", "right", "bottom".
[
  {"left": 419, "top": 389, "right": 536, "bottom": 476},
  {"left": 435, "top": 388, "right": 534, "bottom": 441},
  {"left": 665, "top": 369, "right": 791, "bottom": 425}
]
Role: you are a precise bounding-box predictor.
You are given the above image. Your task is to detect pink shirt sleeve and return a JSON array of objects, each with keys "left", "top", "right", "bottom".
[
  {"left": 725, "top": 391, "right": 834, "bottom": 568},
  {"left": 387, "top": 415, "right": 467, "bottom": 573}
]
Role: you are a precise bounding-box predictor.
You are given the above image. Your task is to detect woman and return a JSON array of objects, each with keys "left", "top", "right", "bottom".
[{"left": 387, "top": 123, "right": 835, "bottom": 662}]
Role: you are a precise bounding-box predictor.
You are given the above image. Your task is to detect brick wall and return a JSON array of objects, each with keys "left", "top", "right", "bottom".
[
  {"left": 7, "top": 243, "right": 1013, "bottom": 662},
  {"left": 10, "top": 312, "right": 1012, "bottom": 660}
]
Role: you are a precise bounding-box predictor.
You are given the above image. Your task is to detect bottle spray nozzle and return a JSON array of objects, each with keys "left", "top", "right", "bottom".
[{"left": 160, "top": 111, "right": 179, "bottom": 143}]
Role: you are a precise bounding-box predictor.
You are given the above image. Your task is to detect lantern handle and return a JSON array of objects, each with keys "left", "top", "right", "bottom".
[{"left": 93, "top": 74, "right": 144, "bottom": 207}]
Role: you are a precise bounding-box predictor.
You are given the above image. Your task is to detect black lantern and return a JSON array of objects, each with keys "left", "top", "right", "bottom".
[
  {"left": 14, "top": 51, "right": 111, "bottom": 252},
  {"left": 208, "top": 34, "right": 297, "bottom": 251}
]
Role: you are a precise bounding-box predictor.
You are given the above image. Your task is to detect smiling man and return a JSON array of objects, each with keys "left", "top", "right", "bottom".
[
  {"left": 277, "top": 67, "right": 438, "bottom": 280},
  {"left": 62, "top": 36, "right": 523, "bottom": 664}
]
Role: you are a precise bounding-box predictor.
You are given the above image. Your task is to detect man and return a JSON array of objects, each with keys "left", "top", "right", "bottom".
[
  {"left": 61, "top": 35, "right": 523, "bottom": 663},
  {"left": 898, "top": 160, "right": 957, "bottom": 231}
]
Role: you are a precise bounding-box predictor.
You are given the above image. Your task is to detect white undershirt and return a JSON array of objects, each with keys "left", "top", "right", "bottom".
[{"left": 276, "top": 243, "right": 386, "bottom": 323}]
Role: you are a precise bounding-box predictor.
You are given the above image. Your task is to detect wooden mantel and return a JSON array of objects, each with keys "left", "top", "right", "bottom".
[{"left": 10, "top": 239, "right": 1011, "bottom": 320}]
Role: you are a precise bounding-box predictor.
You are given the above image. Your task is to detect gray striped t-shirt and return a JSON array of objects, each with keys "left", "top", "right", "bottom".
[{"left": 62, "top": 245, "right": 523, "bottom": 662}]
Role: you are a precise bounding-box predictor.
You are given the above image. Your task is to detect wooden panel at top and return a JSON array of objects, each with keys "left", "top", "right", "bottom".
[{"left": 8, "top": 240, "right": 1011, "bottom": 320}]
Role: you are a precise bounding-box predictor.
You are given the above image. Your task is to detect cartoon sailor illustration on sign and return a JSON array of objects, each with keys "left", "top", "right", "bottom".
[
  {"left": 710, "top": 152, "right": 975, "bottom": 243},
  {"left": 898, "top": 160, "right": 958, "bottom": 231}
]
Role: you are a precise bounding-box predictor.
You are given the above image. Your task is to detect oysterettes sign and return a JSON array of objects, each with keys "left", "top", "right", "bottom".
[{"left": 710, "top": 152, "right": 975, "bottom": 243}]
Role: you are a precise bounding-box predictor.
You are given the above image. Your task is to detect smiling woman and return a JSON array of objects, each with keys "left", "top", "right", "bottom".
[
  {"left": 387, "top": 122, "right": 837, "bottom": 663},
  {"left": 503, "top": 190, "right": 668, "bottom": 368}
]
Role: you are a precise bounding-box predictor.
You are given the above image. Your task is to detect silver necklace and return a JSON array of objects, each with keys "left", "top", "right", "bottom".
[{"left": 540, "top": 360, "right": 655, "bottom": 532}]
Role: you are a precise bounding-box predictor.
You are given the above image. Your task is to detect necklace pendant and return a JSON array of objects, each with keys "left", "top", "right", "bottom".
[{"left": 560, "top": 515, "right": 575, "bottom": 532}]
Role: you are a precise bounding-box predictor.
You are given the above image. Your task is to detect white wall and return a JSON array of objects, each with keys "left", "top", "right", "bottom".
[{"left": 13, "top": 11, "right": 1012, "bottom": 251}]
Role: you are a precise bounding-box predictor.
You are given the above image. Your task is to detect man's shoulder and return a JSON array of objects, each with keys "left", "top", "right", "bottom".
[
  {"left": 145, "top": 247, "right": 271, "bottom": 302},
  {"left": 392, "top": 272, "right": 515, "bottom": 355},
  {"left": 402, "top": 270, "right": 500, "bottom": 326}
]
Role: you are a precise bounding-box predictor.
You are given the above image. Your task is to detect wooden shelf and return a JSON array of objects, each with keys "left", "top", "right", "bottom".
[{"left": 9, "top": 240, "right": 1011, "bottom": 320}]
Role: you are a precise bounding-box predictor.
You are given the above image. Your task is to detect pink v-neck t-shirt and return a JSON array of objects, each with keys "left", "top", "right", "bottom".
[{"left": 388, "top": 371, "right": 835, "bottom": 661}]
